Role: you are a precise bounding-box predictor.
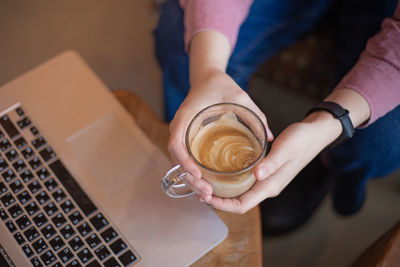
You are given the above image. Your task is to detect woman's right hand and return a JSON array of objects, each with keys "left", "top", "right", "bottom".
[
  {"left": 168, "top": 31, "right": 273, "bottom": 202},
  {"left": 168, "top": 68, "right": 273, "bottom": 202}
]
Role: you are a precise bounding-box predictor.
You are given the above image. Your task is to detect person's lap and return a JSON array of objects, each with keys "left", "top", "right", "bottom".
[{"left": 154, "top": 0, "right": 400, "bottom": 221}]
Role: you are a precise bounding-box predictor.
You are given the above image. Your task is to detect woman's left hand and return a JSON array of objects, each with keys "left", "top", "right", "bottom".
[{"left": 206, "top": 112, "right": 341, "bottom": 214}]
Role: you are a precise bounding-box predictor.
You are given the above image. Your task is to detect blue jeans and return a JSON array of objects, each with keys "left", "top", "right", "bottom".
[{"left": 154, "top": 0, "right": 400, "bottom": 215}]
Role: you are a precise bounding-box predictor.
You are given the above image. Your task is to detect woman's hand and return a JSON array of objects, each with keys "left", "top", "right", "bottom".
[
  {"left": 168, "top": 69, "right": 273, "bottom": 201},
  {"left": 208, "top": 111, "right": 342, "bottom": 213},
  {"left": 207, "top": 87, "right": 371, "bottom": 214},
  {"left": 168, "top": 30, "right": 273, "bottom": 201}
]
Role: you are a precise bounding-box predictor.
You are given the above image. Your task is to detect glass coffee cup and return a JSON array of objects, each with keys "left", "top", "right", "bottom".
[{"left": 161, "top": 103, "right": 268, "bottom": 199}]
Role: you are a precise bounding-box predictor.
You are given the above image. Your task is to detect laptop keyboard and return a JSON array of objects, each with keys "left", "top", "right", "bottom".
[{"left": 0, "top": 107, "right": 138, "bottom": 267}]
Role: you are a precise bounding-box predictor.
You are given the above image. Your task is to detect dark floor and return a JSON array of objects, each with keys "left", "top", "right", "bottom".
[{"left": 1, "top": 1, "right": 399, "bottom": 266}]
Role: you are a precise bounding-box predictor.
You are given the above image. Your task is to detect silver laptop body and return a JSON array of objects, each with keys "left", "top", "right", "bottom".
[{"left": 0, "top": 50, "right": 228, "bottom": 267}]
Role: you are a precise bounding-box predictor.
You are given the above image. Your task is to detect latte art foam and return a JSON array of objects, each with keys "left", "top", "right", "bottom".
[{"left": 191, "top": 113, "right": 261, "bottom": 172}]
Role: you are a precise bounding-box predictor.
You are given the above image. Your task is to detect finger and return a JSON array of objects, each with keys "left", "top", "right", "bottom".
[
  {"left": 254, "top": 142, "right": 287, "bottom": 180},
  {"left": 168, "top": 118, "right": 202, "bottom": 179},
  {"left": 183, "top": 173, "right": 213, "bottom": 200},
  {"left": 208, "top": 196, "right": 244, "bottom": 213},
  {"left": 208, "top": 186, "right": 263, "bottom": 214}
]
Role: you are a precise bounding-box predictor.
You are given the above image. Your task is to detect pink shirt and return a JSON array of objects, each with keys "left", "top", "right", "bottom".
[{"left": 181, "top": 0, "right": 400, "bottom": 126}]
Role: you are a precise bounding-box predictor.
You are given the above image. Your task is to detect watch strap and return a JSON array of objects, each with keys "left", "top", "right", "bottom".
[{"left": 307, "top": 101, "right": 355, "bottom": 148}]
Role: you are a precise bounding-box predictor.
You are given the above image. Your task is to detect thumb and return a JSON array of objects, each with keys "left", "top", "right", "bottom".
[{"left": 254, "top": 145, "right": 286, "bottom": 180}]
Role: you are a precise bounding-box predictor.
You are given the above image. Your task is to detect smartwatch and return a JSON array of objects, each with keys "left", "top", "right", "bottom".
[{"left": 307, "top": 101, "right": 355, "bottom": 148}]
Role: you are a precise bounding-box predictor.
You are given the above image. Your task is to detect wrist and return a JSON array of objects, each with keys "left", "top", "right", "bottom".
[
  {"left": 303, "top": 111, "right": 343, "bottom": 148},
  {"left": 189, "top": 31, "right": 231, "bottom": 85}
]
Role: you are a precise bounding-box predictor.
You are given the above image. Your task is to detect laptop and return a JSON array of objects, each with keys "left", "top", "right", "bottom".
[{"left": 0, "top": 50, "right": 228, "bottom": 267}]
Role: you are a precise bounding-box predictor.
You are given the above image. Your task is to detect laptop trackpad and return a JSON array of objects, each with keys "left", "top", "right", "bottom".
[{"left": 67, "top": 114, "right": 157, "bottom": 197}]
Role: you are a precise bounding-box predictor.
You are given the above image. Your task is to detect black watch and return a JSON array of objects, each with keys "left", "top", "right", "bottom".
[{"left": 307, "top": 101, "right": 355, "bottom": 148}]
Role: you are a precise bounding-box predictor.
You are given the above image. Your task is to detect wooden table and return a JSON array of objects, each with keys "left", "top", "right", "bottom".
[
  {"left": 352, "top": 219, "right": 400, "bottom": 266},
  {"left": 113, "top": 89, "right": 263, "bottom": 266}
]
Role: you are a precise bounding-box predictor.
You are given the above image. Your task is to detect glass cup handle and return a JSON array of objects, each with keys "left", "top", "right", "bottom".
[{"left": 161, "top": 164, "right": 195, "bottom": 198}]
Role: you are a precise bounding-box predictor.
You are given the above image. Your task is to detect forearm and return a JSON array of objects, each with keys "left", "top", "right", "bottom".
[
  {"left": 189, "top": 31, "right": 231, "bottom": 85},
  {"left": 303, "top": 88, "right": 371, "bottom": 149}
]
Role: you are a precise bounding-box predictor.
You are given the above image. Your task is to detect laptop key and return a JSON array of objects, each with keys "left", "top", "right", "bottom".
[
  {"left": 22, "top": 244, "right": 35, "bottom": 258},
  {"left": 2, "top": 169, "right": 16, "bottom": 183},
  {"left": 85, "top": 233, "right": 101, "bottom": 249},
  {"left": 13, "top": 159, "right": 26, "bottom": 173},
  {"left": 17, "top": 190, "right": 32, "bottom": 205},
  {"left": 1, "top": 192, "right": 15, "bottom": 207},
  {"left": 0, "top": 138, "right": 12, "bottom": 152},
  {"left": 90, "top": 212, "right": 109, "bottom": 231},
  {"left": 41, "top": 223, "right": 56, "bottom": 239},
  {"left": 60, "top": 199, "right": 74, "bottom": 214},
  {"left": 40, "top": 146, "right": 56, "bottom": 162},
  {"left": 13, "top": 231, "right": 26, "bottom": 245},
  {"left": 9, "top": 179, "right": 23, "bottom": 194},
  {"left": 32, "top": 136, "right": 46, "bottom": 149},
  {"left": 0, "top": 158, "right": 8, "bottom": 172},
  {"left": 0, "top": 116, "right": 19, "bottom": 139},
  {"left": 60, "top": 224, "right": 75, "bottom": 240},
  {"left": 58, "top": 247, "right": 74, "bottom": 263},
  {"left": 69, "top": 235, "right": 84, "bottom": 252},
  {"left": 0, "top": 181, "right": 7, "bottom": 195},
  {"left": 15, "top": 215, "right": 31, "bottom": 230},
  {"left": 69, "top": 210, "right": 83, "bottom": 225},
  {"left": 52, "top": 213, "right": 66, "bottom": 228},
  {"left": 118, "top": 250, "right": 137, "bottom": 266},
  {"left": 29, "top": 157, "right": 43, "bottom": 170},
  {"left": 37, "top": 167, "right": 50, "bottom": 180},
  {"left": 0, "top": 129, "right": 3, "bottom": 138},
  {"left": 77, "top": 221, "right": 92, "bottom": 237},
  {"left": 21, "top": 169, "right": 34, "bottom": 183},
  {"left": 44, "top": 178, "right": 58, "bottom": 192},
  {"left": 104, "top": 257, "right": 121, "bottom": 267},
  {"left": 16, "top": 107, "right": 24, "bottom": 116},
  {"left": 8, "top": 203, "right": 23, "bottom": 218},
  {"left": 94, "top": 245, "right": 111, "bottom": 261},
  {"left": 36, "top": 191, "right": 50, "bottom": 205},
  {"left": 14, "top": 136, "right": 27, "bottom": 149},
  {"left": 24, "top": 226, "right": 40, "bottom": 242},
  {"left": 32, "top": 237, "right": 48, "bottom": 254},
  {"left": 77, "top": 247, "right": 94, "bottom": 263},
  {"left": 0, "top": 208, "right": 9, "bottom": 221},
  {"left": 31, "top": 126, "right": 40, "bottom": 136},
  {"left": 31, "top": 256, "right": 43, "bottom": 267},
  {"left": 40, "top": 250, "right": 57, "bottom": 266},
  {"left": 25, "top": 201, "right": 40, "bottom": 216},
  {"left": 33, "top": 212, "right": 48, "bottom": 228},
  {"left": 44, "top": 201, "right": 58, "bottom": 217},
  {"left": 28, "top": 180, "right": 42, "bottom": 194},
  {"left": 5, "top": 149, "right": 18, "bottom": 162},
  {"left": 66, "top": 259, "right": 81, "bottom": 267},
  {"left": 87, "top": 260, "right": 101, "bottom": 267},
  {"left": 21, "top": 146, "right": 34, "bottom": 159},
  {"left": 49, "top": 235, "right": 65, "bottom": 251},
  {"left": 110, "top": 238, "right": 127, "bottom": 255},
  {"left": 17, "top": 117, "right": 31, "bottom": 129},
  {"left": 6, "top": 220, "right": 17, "bottom": 233},
  {"left": 51, "top": 262, "right": 62, "bottom": 267},
  {"left": 52, "top": 188, "right": 66, "bottom": 203}
]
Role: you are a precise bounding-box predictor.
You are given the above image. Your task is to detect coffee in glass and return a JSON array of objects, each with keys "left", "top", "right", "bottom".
[{"left": 162, "top": 103, "right": 268, "bottom": 198}]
